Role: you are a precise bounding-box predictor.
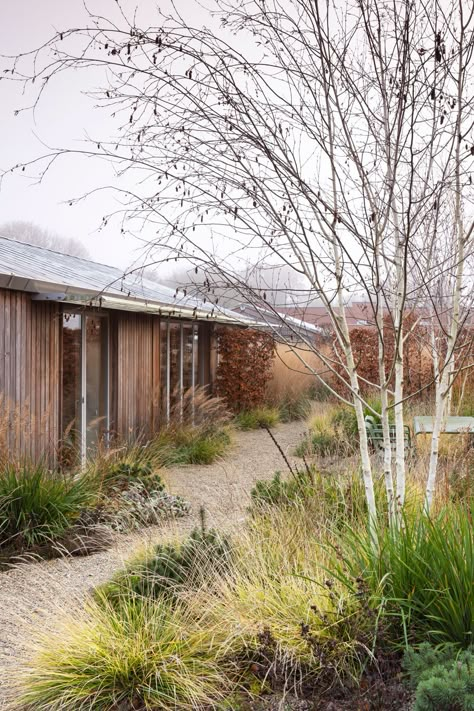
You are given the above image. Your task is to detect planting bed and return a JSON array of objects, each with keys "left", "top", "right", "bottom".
[{"left": 0, "top": 421, "right": 305, "bottom": 708}]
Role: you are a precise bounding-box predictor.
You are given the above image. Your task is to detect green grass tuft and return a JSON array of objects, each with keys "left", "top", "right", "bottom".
[
  {"left": 18, "top": 597, "right": 229, "bottom": 710},
  {"left": 337, "top": 504, "right": 474, "bottom": 648},
  {"left": 234, "top": 407, "right": 280, "bottom": 430},
  {"left": 0, "top": 462, "right": 97, "bottom": 550}
]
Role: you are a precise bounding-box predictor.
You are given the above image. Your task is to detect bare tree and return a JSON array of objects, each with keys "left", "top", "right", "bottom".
[
  {"left": 4, "top": 0, "right": 474, "bottom": 529},
  {"left": 0, "top": 220, "right": 90, "bottom": 259}
]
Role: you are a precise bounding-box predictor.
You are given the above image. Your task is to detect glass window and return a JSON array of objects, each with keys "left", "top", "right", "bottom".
[
  {"left": 85, "top": 315, "right": 109, "bottom": 451},
  {"left": 160, "top": 321, "right": 169, "bottom": 423},
  {"left": 182, "top": 324, "right": 194, "bottom": 391},
  {"left": 169, "top": 323, "right": 182, "bottom": 412},
  {"left": 159, "top": 321, "right": 200, "bottom": 425},
  {"left": 61, "top": 313, "right": 82, "bottom": 465}
]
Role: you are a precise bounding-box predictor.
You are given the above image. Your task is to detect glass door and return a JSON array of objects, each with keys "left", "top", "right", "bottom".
[
  {"left": 62, "top": 312, "right": 109, "bottom": 464},
  {"left": 61, "top": 313, "right": 82, "bottom": 466},
  {"left": 85, "top": 315, "right": 109, "bottom": 452},
  {"left": 160, "top": 321, "right": 200, "bottom": 425}
]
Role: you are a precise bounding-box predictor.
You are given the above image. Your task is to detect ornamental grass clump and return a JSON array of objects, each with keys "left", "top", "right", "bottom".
[
  {"left": 337, "top": 503, "right": 474, "bottom": 648},
  {"left": 16, "top": 597, "right": 229, "bottom": 711},
  {"left": 95, "top": 525, "right": 233, "bottom": 605},
  {"left": 190, "top": 502, "right": 380, "bottom": 694},
  {"left": 234, "top": 406, "right": 280, "bottom": 431},
  {"left": 0, "top": 461, "right": 98, "bottom": 552}
]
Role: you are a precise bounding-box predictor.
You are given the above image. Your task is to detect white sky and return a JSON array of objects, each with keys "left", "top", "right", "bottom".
[{"left": 0, "top": 0, "right": 206, "bottom": 271}]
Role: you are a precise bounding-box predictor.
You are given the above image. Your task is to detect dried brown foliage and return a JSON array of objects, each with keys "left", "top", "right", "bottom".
[
  {"left": 216, "top": 328, "right": 276, "bottom": 412},
  {"left": 332, "top": 314, "right": 433, "bottom": 398}
]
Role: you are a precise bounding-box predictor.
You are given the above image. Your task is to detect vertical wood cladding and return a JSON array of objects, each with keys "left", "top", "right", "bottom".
[
  {"left": 115, "top": 313, "right": 160, "bottom": 437},
  {"left": 0, "top": 288, "right": 60, "bottom": 461}
]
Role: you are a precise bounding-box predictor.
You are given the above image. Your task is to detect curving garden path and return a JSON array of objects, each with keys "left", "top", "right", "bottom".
[{"left": 0, "top": 421, "right": 307, "bottom": 707}]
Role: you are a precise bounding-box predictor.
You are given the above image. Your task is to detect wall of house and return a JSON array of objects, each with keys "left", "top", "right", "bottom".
[
  {"left": 0, "top": 289, "right": 219, "bottom": 461},
  {"left": 113, "top": 312, "right": 161, "bottom": 438},
  {"left": 0, "top": 288, "right": 61, "bottom": 461}
]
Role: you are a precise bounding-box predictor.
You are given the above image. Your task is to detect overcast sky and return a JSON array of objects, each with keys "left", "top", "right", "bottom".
[{"left": 0, "top": 0, "right": 206, "bottom": 271}]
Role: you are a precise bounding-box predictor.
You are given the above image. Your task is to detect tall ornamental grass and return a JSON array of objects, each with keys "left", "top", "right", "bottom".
[{"left": 338, "top": 504, "right": 474, "bottom": 648}]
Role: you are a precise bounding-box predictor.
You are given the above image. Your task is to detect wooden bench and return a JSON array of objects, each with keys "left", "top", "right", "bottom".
[{"left": 364, "top": 415, "right": 412, "bottom": 451}]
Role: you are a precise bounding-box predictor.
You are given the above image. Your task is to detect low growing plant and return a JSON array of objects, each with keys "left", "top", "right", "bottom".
[
  {"left": 295, "top": 429, "right": 345, "bottom": 457},
  {"left": 234, "top": 407, "right": 280, "bottom": 431},
  {"left": 153, "top": 427, "right": 231, "bottom": 466},
  {"left": 0, "top": 462, "right": 97, "bottom": 551},
  {"left": 275, "top": 391, "right": 312, "bottom": 423},
  {"left": 17, "top": 597, "right": 229, "bottom": 711},
  {"left": 250, "top": 469, "right": 315, "bottom": 508},
  {"left": 95, "top": 524, "right": 232, "bottom": 605},
  {"left": 403, "top": 643, "right": 474, "bottom": 711},
  {"left": 103, "top": 480, "right": 190, "bottom": 532}
]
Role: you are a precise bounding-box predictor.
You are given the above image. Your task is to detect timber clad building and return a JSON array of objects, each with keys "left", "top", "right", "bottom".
[{"left": 0, "top": 236, "right": 249, "bottom": 464}]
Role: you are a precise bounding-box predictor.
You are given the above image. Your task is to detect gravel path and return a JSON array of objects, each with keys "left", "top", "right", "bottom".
[{"left": 0, "top": 421, "right": 307, "bottom": 707}]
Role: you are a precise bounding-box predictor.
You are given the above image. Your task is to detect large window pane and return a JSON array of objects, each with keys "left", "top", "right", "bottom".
[
  {"left": 160, "top": 321, "right": 169, "bottom": 423},
  {"left": 85, "top": 315, "right": 108, "bottom": 451},
  {"left": 182, "top": 324, "right": 194, "bottom": 391},
  {"left": 62, "top": 313, "right": 82, "bottom": 465},
  {"left": 169, "top": 323, "right": 181, "bottom": 411}
]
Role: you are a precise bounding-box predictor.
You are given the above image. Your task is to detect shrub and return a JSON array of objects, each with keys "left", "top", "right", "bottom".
[
  {"left": 234, "top": 407, "right": 280, "bottom": 431},
  {"left": 0, "top": 462, "right": 97, "bottom": 551},
  {"left": 17, "top": 597, "right": 228, "bottom": 711},
  {"left": 403, "top": 643, "right": 474, "bottom": 711},
  {"left": 95, "top": 525, "right": 233, "bottom": 605},
  {"left": 103, "top": 480, "right": 190, "bottom": 532},
  {"left": 331, "top": 313, "right": 433, "bottom": 399},
  {"left": 250, "top": 470, "right": 315, "bottom": 508},
  {"left": 339, "top": 504, "right": 474, "bottom": 648},
  {"left": 216, "top": 327, "right": 275, "bottom": 412}
]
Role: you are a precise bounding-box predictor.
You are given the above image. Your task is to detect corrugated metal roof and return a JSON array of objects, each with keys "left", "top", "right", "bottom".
[{"left": 0, "top": 236, "right": 250, "bottom": 324}]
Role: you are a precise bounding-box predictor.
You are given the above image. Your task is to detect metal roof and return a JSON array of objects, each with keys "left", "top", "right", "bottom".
[
  {"left": 0, "top": 236, "right": 251, "bottom": 324},
  {"left": 234, "top": 304, "right": 322, "bottom": 339}
]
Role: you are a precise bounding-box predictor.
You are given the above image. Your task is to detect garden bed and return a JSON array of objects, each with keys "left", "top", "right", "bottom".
[{"left": 0, "top": 421, "right": 306, "bottom": 708}]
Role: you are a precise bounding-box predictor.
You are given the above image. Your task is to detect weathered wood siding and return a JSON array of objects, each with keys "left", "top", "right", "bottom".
[
  {"left": 0, "top": 288, "right": 60, "bottom": 461},
  {"left": 114, "top": 313, "right": 160, "bottom": 437}
]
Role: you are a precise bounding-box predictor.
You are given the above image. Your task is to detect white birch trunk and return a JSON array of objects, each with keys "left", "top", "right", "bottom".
[{"left": 376, "top": 300, "right": 394, "bottom": 522}]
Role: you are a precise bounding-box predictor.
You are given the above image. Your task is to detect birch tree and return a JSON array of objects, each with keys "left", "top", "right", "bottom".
[{"left": 3, "top": 0, "right": 474, "bottom": 523}]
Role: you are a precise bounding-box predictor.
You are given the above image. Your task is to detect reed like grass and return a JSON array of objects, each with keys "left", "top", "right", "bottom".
[{"left": 337, "top": 504, "right": 474, "bottom": 648}]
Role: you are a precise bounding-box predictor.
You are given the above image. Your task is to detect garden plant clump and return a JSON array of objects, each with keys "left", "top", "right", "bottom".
[
  {"left": 95, "top": 520, "right": 233, "bottom": 606},
  {"left": 102, "top": 479, "right": 190, "bottom": 533},
  {"left": 403, "top": 643, "right": 474, "bottom": 711},
  {"left": 0, "top": 461, "right": 105, "bottom": 563},
  {"left": 234, "top": 407, "right": 280, "bottom": 431}
]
